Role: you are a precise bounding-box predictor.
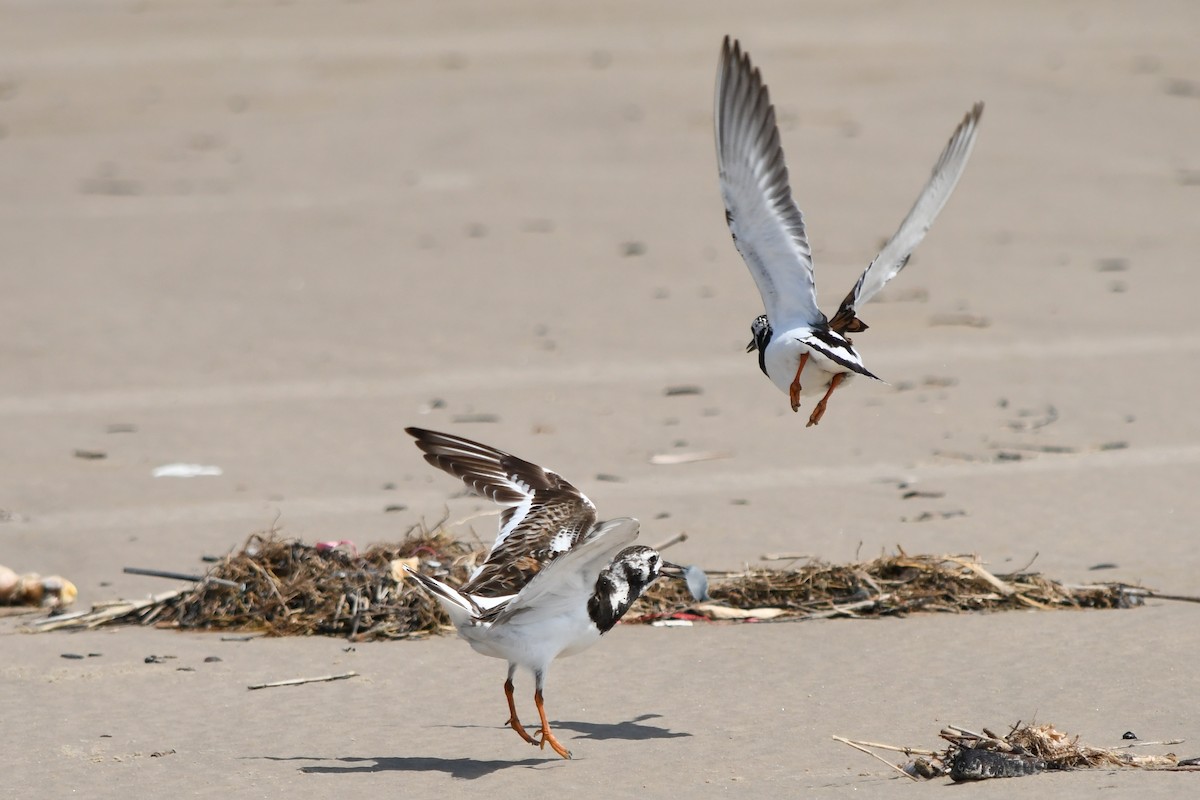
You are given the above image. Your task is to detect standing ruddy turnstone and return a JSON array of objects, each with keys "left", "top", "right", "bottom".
[
  {"left": 716, "top": 36, "right": 983, "bottom": 426},
  {"left": 403, "top": 427, "right": 694, "bottom": 759}
]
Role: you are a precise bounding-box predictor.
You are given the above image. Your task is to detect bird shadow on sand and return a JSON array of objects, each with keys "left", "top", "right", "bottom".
[
  {"left": 263, "top": 715, "right": 688, "bottom": 779},
  {"left": 439, "top": 713, "right": 690, "bottom": 743},
  {"left": 552, "top": 713, "right": 691, "bottom": 742},
  {"left": 265, "top": 754, "right": 556, "bottom": 780}
]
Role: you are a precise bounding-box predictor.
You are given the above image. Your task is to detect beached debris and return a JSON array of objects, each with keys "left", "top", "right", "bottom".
[
  {"left": 835, "top": 722, "right": 1199, "bottom": 782},
  {"left": 31, "top": 524, "right": 481, "bottom": 639},
  {"left": 1, "top": 563, "right": 77, "bottom": 610},
  {"left": 631, "top": 549, "right": 1160, "bottom": 623},
  {"left": 24, "top": 531, "right": 1197, "bottom": 639}
]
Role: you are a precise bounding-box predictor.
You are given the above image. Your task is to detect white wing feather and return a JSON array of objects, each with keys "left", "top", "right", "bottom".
[
  {"left": 837, "top": 103, "right": 983, "bottom": 318},
  {"left": 716, "top": 36, "right": 826, "bottom": 330}
]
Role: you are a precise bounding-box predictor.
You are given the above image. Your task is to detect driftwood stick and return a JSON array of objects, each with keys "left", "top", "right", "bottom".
[
  {"left": 832, "top": 736, "right": 919, "bottom": 781},
  {"left": 832, "top": 737, "right": 939, "bottom": 757},
  {"left": 944, "top": 557, "right": 1016, "bottom": 596},
  {"left": 760, "top": 552, "right": 811, "bottom": 561},
  {"left": 943, "top": 725, "right": 986, "bottom": 740},
  {"left": 124, "top": 566, "right": 242, "bottom": 590},
  {"left": 29, "top": 609, "right": 90, "bottom": 625},
  {"left": 27, "top": 589, "right": 187, "bottom": 631},
  {"left": 1075, "top": 585, "right": 1200, "bottom": 603},
  {"left": 797, "top": 597, "right": 882, "bottom": 620},
  {"left": 247, "top": 671, "right": 358, "bottom": 690},
  {"left": 1143, "top": 591, "right": 1200, "bottom": 604},
  {"left": 650, "top": 532, "right": 688, "bottom": 552},
  {"left": 1114, "top": 739, "right": 1185, "bottom": 749}
]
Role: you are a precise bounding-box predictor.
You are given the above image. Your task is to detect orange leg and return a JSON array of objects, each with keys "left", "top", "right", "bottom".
[
  {"left": 504, "top": 678, "right": 538, "bottom": 746},
  {"left": 806, "top": 372, "right": 845, "bottom": 427},
  {"left": 533, "top": 689, "right": 572, "bottom": 759},
  {"left": 788, "top": 352, "right": 810, "bottom": 412}
]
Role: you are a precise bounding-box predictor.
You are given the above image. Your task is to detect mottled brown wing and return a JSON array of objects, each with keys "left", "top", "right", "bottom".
[{"left": 405, "top": 427, "right": 598, "bottom": 598}]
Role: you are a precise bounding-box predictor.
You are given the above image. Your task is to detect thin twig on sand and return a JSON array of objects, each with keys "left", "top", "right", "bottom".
[
  {"left": 650, "top": 532, "right": 688, "bottom": 552},
  {"left": 832, "top": 736, "right": 918, "bottom": 781},
  {"left": 247, "top": 671, "right": 357, "bottom": 690}
]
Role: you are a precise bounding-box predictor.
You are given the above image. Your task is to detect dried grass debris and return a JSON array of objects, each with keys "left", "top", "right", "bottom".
[
  {"left": 633, "top": 549, "right": 1146, "bottom": 623},
  {"left": 32, "top": 525, "right": 480, "bottom": 639},
  {"left": 27, "top": 535, "right": 1194, "bottom": 640}
]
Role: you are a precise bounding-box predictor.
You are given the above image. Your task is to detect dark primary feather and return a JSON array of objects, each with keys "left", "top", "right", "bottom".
[{"left": 405, "top": 427, "right": 599, "bottom": 598}]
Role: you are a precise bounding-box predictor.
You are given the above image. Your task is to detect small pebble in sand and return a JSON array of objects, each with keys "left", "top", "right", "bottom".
[{"left": 664, "top": 385, "right": 702, "bottom": 396}]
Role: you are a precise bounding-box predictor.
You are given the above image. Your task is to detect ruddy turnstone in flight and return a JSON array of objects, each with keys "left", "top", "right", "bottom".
[
  {"left": 716, "top": 36, "right": 983, "bottom": 426},
  {"left": 403, "top": 427, "right": 692, "bottom": 759}
]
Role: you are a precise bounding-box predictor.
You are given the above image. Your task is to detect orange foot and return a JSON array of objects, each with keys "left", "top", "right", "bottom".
[
  {"left": 533, "top": 689, "right": 572, "bottom": 759},
  {"left": 788, "top": 352, "right": 810, "bottom": 412},
  {"left": 806, "top": 373, "right": 845, "bottom": 427},
  {"left": 504, "top": 678, "right": 538, "bottom": 746}
]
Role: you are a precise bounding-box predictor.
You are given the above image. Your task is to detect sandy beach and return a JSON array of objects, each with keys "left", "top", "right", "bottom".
[{"left": 3, "top": 1, "right": 1199, "bottom": 796}]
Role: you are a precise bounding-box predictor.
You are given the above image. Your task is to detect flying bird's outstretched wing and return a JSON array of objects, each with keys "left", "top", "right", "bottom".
[
  {"left": 829, "top": 103, "right": 984, "bottom": 333},
  {"left": 716, "top": 36, "right": 826, "bottom": 331}
]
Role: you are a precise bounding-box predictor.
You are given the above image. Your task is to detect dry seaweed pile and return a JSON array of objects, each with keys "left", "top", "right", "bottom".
[
  {"left": 35, "top": 528, "right": 481, "bottom": 639},
  {"left": 30, "top": 534, "right": 1162, "bottom": 640},
  {"left": 836, "top": 722, "right": 1199, "bottom": 782},
  {"left": 633, "top": 550, "right": 1141, "bottom": 622}
]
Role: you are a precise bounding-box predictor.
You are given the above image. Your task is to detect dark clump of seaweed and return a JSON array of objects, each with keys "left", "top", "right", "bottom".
[
  {"left": 168, "top": 526, "right": 478, "bottom": 638},
  {"left": 32, "top": 523, "right": 481, "bottom": 640}
]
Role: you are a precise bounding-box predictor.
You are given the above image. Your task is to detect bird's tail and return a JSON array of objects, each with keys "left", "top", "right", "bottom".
[{"left": 403, "top": 566, "right": 477, "bottom": 628}]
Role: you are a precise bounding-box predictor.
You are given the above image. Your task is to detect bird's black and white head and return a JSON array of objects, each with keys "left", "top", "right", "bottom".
[
  {"left": 746, "top": 314, "right": 773, "bottom": 376},
  {"left": 587, "top": 545, "right": 684, "bottom": 634}
]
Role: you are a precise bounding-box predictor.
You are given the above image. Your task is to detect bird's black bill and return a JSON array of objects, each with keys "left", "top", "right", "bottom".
[
  {"left": 661, "top": 561, "right": 687, "bottom": 579},
  {"left": 745, "top": 338, "right": 758, "bottom": 353}
]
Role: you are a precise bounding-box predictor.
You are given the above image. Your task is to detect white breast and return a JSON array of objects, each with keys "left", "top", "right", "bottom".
[
  {"left": 458, "top": 602, "right": 600, "bottom": 671},
  {"left": 763, "top": 335, "right": 855, "bottom": 397}
]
